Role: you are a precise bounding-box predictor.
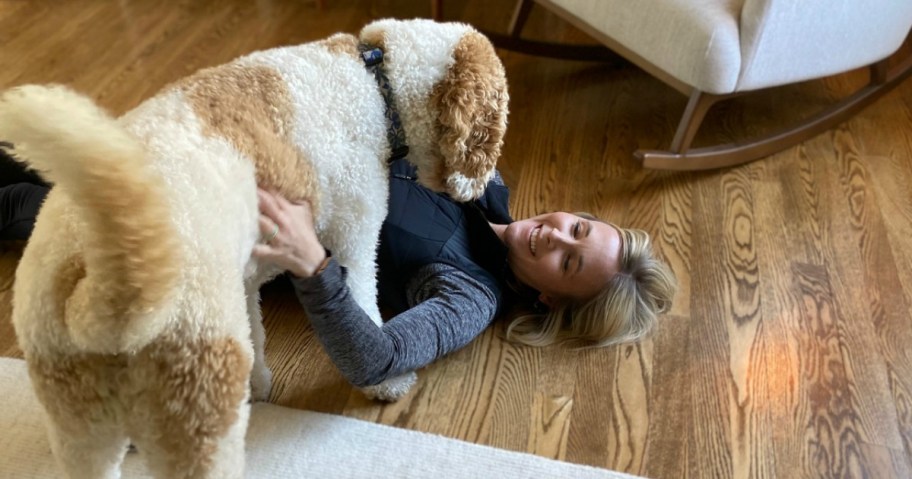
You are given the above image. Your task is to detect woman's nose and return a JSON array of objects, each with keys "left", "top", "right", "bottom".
[{"left": 546, "top": 227, "right": 572, "bottom": 247}]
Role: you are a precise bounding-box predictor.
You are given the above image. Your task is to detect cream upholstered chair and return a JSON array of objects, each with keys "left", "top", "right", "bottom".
[{"left": 444, "top": 0, "right": 912, "bottom": 170}]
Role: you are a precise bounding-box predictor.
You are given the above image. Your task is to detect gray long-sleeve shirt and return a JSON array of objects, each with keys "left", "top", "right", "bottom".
[{"left": 290, "top": 260, "right": 497, "bottom": 387}]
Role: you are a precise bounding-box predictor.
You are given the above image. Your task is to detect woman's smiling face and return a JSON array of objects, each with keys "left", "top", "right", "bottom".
[{"left": 501, "top": 212, "right": 621, "bottom": 304}]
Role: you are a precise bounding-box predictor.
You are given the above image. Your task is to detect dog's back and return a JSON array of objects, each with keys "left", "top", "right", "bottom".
[{"left": 0, "top": 18, "right": 508, "bottom": 478}]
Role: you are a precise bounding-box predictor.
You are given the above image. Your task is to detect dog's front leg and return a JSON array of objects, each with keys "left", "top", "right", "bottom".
[{"left": 245, "top": 287, "right": 272, "bottom": 401}]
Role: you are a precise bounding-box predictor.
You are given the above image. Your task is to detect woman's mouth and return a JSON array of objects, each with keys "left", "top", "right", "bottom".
[{"left": 530, "top": 225, "right": 542, "bottom": 256}]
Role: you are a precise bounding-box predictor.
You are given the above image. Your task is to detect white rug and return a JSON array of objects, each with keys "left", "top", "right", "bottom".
[{"left": 0, "top": 357, "right": 643, "bottom": 479}]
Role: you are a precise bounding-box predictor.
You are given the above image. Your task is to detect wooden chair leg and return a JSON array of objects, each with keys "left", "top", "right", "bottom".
[
  {"left": 636, "top": 54, "right": 912, "bottom": 171},
  {"left": 508, "top": 0, "right": 535, "bottom": 37},
  {"left": 668, "top": 90, "right": 722, "bottom": 153}
]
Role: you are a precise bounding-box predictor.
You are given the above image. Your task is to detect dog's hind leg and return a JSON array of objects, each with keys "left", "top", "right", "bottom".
[
  {"left": 27, "top": 356, "right": 130, "bottom": 479},
  {"left": 200, "top": 400, "right": 250, "bottom": 478},
  {"left": 131, "top": 402, "right": 251, "bottom": 479},
  {"left": 127, "top": 336, "right": 251, "bottom": 479},
  {"left": 45, "top": 417, "right": 129, "bottom": 479}
]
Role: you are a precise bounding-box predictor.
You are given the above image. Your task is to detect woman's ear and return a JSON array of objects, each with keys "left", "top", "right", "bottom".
[
  {"left": 430, "top": 30, "right": 509, "bottom": 202},
  {"left": 538, "top": 293, "right": 555, "bottom": 308}
]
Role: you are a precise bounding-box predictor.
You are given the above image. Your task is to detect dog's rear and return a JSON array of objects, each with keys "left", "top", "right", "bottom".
[
  {"left": 0, "top": 85, "right": 251, "bottom": 479},
  {"left": 1, "top": 85, "right": 180, "bottom": 354}
]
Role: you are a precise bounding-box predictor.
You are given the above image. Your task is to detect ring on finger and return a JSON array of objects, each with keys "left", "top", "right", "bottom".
[{"left": 264, "top": 223, "right": 279, "bottom": 243}]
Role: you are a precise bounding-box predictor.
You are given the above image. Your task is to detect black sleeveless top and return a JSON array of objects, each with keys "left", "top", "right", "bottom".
[{"left": 376, "top": 159, "right": 513, "bottom": 316}]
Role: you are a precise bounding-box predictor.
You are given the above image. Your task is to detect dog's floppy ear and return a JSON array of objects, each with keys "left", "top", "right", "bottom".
[{"left": 430, "top": 30, "right": 509, "bottom": 202}]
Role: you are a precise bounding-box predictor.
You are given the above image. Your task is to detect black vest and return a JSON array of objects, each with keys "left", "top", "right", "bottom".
[{"left": 377, "top": 159, "right": 513, "bottom": 315}]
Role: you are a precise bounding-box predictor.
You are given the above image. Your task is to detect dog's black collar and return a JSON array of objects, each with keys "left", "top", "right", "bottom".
[{"left": 358, "top": 44, "right": 409, "bottom": 162}]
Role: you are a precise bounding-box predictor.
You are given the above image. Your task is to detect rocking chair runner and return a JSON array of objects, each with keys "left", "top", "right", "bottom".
[{"left": 434, "top": 0, "right": 912, "bottom": 171}]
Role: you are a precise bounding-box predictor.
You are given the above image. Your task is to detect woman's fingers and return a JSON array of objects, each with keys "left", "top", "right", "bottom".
[
  {"left": 273, "top": 190, "right": 291, "bottom": 208},
  {"left": 257, "top": 188, "right": 282, "bottom": 221},
  {"left": 258, "top": 188, "right": 312, "bottom": 230},
  {"left": 251, "top": 243, "right": 287, "bottom": 264},
  {"left": 251, "top": 243, "right": 266, "bottom": 258},
  {"left": 258, "top": 215, "right": 272, "bottom": 230},
  {"left": 253, "top": 188, "right": 324, "bottom": 277},
  {"left": 251, "top": 243, "right": 274, "bottom": 259}
]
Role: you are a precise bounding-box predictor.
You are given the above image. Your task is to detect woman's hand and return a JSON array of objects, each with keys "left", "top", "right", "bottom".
[{"left": 253, "top": 188, "right": 327, "bottom": 278}]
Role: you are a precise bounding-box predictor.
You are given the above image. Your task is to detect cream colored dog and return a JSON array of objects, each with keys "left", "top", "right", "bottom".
[{"left": 0, "top": 19, "right": 507, "bottom": 479}]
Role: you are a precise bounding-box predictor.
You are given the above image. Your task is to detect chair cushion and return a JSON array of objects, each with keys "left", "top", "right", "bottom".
[{"left": 545, "top": 0, "right": 746, "bottom": 94}]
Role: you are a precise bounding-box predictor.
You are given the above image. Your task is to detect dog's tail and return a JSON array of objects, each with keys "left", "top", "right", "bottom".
[{"left": 0, "top": 85, "right": 181, "bottom": 353}]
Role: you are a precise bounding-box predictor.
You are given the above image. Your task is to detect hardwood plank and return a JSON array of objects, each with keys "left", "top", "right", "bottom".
[
  {"left": 789, "top": 262, "right": 871, "bottom": 477},
  {"left": 865, "top": 154, "right": 912, "bottom": 464},
  {"left": 817, "top": 127, "right": 909, "bottom": 451},
  {"left": 688, "top": 167, "right": 775, "bottom": 479},
  {"left": 751, "top": 139, "right": 820, "bottom": 479},
  {"left": 852, "top": 77, "right": 912, "bottom": 468},
  {"left": 641, "top": 314, "right": 693, "bottom": 479},
  {"left": 661, "top": 173, "right": 696, "bottom": 318},
  {"left": 528, "top": 345, "right": 577, "bottom": 460}
]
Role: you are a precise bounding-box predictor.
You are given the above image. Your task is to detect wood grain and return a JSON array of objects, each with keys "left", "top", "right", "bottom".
[{"left": 1, "top": 1, "right": 911, "bottom": 477}]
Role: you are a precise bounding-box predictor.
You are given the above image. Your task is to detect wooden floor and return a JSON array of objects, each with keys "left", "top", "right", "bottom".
[{"left": 2, "top": 1, "right": 911, "bottom": 477}]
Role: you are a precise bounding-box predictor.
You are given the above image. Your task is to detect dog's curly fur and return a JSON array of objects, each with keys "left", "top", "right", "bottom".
[{"left": 0, "top": 19, "right": 508, "bottom": 479}]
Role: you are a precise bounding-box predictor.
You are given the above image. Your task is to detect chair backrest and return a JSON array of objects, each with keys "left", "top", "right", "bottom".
[
  {"left": 542, "top": 0, "right": 747, "bottom": 94},
  {"left": 737, "top": 0, "right": 912, "bottom": 92}
]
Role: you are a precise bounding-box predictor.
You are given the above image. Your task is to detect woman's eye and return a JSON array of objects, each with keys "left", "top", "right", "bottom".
[{"left": 573, "top": 221, "right": 580, "bottom": 237}]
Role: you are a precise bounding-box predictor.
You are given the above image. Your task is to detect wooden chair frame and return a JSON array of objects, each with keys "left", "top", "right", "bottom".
[{"left": 434, "top": 0, "right": 912, "bottom": 171}]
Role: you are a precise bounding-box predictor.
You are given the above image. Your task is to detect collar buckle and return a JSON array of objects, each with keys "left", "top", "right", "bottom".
[{"left": 358, "top": 44, "right": 410, "bottom": 163}]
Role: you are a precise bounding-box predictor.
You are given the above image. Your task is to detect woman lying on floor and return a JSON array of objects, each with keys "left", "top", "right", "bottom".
[
  {"left": 0, "top": 142, "right": 676, "bottom": 388},
  {"left": 254, "top": 157, "right": 677, "bottom": 388}
]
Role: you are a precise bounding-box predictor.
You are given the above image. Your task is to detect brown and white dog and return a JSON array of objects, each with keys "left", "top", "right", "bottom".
[{"left": 0, "top": 19, "right": 508, "bottom": 479}]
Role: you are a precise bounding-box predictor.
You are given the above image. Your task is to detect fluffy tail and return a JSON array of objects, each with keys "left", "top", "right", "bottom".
[{"left": 0, "top": 85, "right": 181, "bottom": 353}]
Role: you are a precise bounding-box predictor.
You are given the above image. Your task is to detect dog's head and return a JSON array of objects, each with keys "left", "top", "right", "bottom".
[{"left": 360, "top": 19, "right": 509, "bottom": 201}]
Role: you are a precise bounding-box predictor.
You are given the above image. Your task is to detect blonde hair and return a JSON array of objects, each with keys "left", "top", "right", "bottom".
[{"left": 505, "top": 219, "right": 676, "bottom": 348}]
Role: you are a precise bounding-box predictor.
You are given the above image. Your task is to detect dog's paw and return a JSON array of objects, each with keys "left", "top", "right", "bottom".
[
  {"left": 359, "top": 371, "right": 417, "bottom": 402},
  {"left": 250, "top": 366, "right": 273, "bottom": 402}
]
